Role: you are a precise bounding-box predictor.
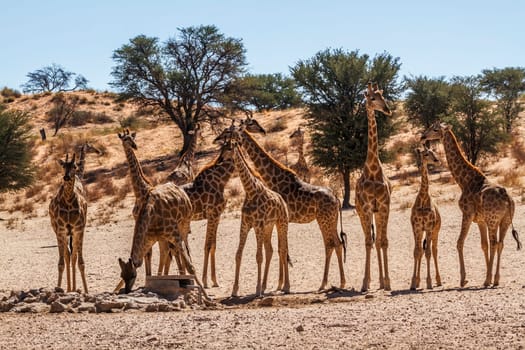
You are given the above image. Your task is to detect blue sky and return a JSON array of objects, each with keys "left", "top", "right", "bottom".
[{"left": 2, "top": 0, "right": 523, "bottom": 91}]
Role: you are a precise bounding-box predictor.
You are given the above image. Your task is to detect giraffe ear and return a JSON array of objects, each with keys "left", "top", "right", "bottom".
[
  {"left": 131, "top": 132, "right": 137, "bottom": 138},
  {"left": 58, "top": 159, "right": 65, "bottom": 167}
]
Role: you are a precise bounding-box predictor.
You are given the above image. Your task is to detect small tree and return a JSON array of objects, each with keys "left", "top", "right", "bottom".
[
  {"left": 111, "top": 25, "right": 247, "bottom": 156},
  {"left": 404, "top": 76, "right": 451, "bottom": 128},
  {"left": 480, "top": 67, "right": 525, "bottom": 133},
  {"left": 0, "top": 108, "right": 35, "bottom": 192},
  {"left": 291, "top": 49, "right": 402, "bottom": 208},
  {"left": 233, "top": 73, "right": 302, "bottom": 112},
  {"left": 446, "top": 76, "right": 507, "bottom": 165},
  {"left": 46, "top": 93, "right": 80, "bottom": 136},
  {"left": 21, "top": 63, "right": 88, "bottom": 93}
]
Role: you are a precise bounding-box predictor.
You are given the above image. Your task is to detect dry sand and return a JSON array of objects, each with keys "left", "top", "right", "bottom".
[{"left": 1, "top": 189, "right": 524, "bottom": 349}]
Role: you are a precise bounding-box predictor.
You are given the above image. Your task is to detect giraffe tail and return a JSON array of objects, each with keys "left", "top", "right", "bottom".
[
  {"left": 287, "top": 253, "right": 293, "bottom": 268},
  {"left": 66, "top": 224, "right": 73, "bottom": 255},
  {"left": 512, "top": 225, "right": 522, "bottom": 251},
  {"left": 338, "top": 202, "right": 347, "bottom": 262}
]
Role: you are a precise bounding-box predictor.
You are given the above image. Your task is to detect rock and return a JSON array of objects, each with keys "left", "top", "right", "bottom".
[
  {"left": 76, "top": 303, "right": 96, "bottom": 313},
  {"left": 259, "top": 297, "right": 274, "bottom": 307},
  {"left": 296, "top": 325, "right": 305, "bottom": 332},
  {"left": 54, "top": 287, "right": 64, "bottom": 294},
  {"left": 124, "top": 302, "right": 141, "bottom": 311},
  {"left": 58, "top": 295, "right": 77, "bottom": 304},
  {"left": 23, "top": 296, "right": 39, "bottom": 304},
  {"left": 95, "top": 300, "right": 125, "bottom": 313},
  {"left": 365, "top": 294, "right": 375, "bottom": 299},
  {"left": 0, "top": 301, "right": 15, "bottom": 312},
  {"left": 49, "top": 301, "right": 67, "bottom": 313},
  {"left": 145, "top": 304, "right": 159, "bottom": 312}
]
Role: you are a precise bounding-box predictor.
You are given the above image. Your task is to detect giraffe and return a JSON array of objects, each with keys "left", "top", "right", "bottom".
[
  {"left": 116, "top": 130, "right": 208, "bottom": 299},
  {"left": 48, "top": 153, "right": 89, "bottom": 293},
  {"left": 228, "top": 138, "right": 291, "bottom": 297},
  {"left": 215, "top": 118, "right": 346, "bottom": 291},
  {"left": 355, "top": 82, "right": 393, "bottom": 292},
  {"left": 166, "top": 127, "right": 198, "bottom": 185},
  {"left": 118, "top": 129, "right": 188, "bottom": 278},
  {"left": 421, "top": 121, "right": 522, "bottom": 287},
  {"left": 76, "top": 141, "right": 102, "bottom": 180},
  {"left": 158, "top": 138, "right": 237, "bottom": 288},
  {"left": 289, "top": 127, "right": 311, "bottom": 183},
  {"left": 410, "top": 146, "right": 442, "bottom": 290}
]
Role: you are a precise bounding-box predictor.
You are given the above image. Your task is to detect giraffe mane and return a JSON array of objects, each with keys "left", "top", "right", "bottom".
[
  {"left": 444, "top": 128, "right": 485, "bottom": 176},
  {"left": 242, "top": 131, "right": 299, "bottom": 175}
]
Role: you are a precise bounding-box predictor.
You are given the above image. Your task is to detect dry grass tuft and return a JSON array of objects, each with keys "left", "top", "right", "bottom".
[
  {"left": 510, "top": 137, "right": 525, "bottom": 164},
  {"left": 500, "top": 168, "right": 523, "bottom": 188},
  {"left": 267, "top": 117, "right": 288, "bottom": 133}
]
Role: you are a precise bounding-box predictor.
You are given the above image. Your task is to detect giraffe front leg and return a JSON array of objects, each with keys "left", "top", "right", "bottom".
[
  {"left": 63, "top": 240, "right": 72, "bottom": 292},
  {"left": 70, "top": 239, "right": 78, "bottom": 292},
  {"left": 232, "top": 220, "right": 250, "bottom": 297},
  {"left": 276, "top": 220, "right": 290, "bottom": 294},
  {"left": 56, "top": 236, "right": 66, "bottom": 290},
  {"left": 425, "top": 235, "right": 433, "bottom": 289},
  {"left": 255, "top": 230, "right": 264, "bottom": 297},
  {"left": 261, "top": 227, "right": 273, "bottom": 295},
  {"left": 376, "top": 214, "right": 390, "bottom": 291},
  {"left": 411, "top": 229, "right": 423, "bottom": 290},
  {"left": 458, "top": 214, "right": 473, "bottom": 287},
  {"left": 76, "top": 232, "right": 89, "bottom": 294},
  {"left": 359, "top": 214, "right": 373, "bottom": 292}
]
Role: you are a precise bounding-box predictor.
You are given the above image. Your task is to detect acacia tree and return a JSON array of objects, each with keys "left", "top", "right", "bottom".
[
  {"left": 47, "top": 93, "right": 80, "bottom": 136},
  {"left": 110, "top": 25, "right": 247, "bottom": 155},
  {"left": 21, "top": 63, "right": 88, "bottom": 93},
  {"left": 404, "top": 76, "right": 451, "bottom": 128},
  {"left": 480, "top": 67, "right": 525, "bottom": 133},
  {"left": 0, "top": 107, "right": 35, "bottom": 192},
  {"left": 291, "top": 49, "right": 402, "bottom": 208},
  {"left": 446, "top": 75, "right": 507, "bottom": 165}
]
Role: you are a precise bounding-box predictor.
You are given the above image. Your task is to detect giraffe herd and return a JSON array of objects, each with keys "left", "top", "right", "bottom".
[{"left": 46, "top": 83, "right": 522, "bottom": 300}]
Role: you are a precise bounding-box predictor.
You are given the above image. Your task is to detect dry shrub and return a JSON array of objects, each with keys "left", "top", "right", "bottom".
[
  {"left": 267, "top": 117, "right": 288, "bottom": 133},
  {"left": 5, "top": 218, "right": 19, "bottom": 230},
  {"left": 510, "top": 137, "right": 525, "bottom": 164},
  {"left": 25, "top": 182, "right": 45, "bottom": 200},
  {"left": 9, "top": 196, "right": 35, "bottom": 215},
  {"left": 93, "top": 204, "right": 116, "bottom": 225},
  {"left": 263, "top": 139, "right": 287, "bottom": 161},
  {"left": 500, "top": 168, "right": 523, "bottom": 188},
  {"left": 399, "top": 200, "right": 412, "bottom": 210},
  {"left": 437, "top": 173, "right": 455, "bottom": 185},
  {"left": 86, "top": 175, "right": 116, "bottom": 202}
]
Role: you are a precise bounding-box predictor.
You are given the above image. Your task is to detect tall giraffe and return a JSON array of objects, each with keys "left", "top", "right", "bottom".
[
  {"left": 48, "top": 153, "right": 89, "bottom": 293},
  {"left": 159, "top": 139, "right": 237, "bottom": 288},
  {"left": 289, "top": 127, "right": 311, "bottom": 183},
  {"left": 410, "top": 146, "right": 442, "bottom": 290},
  {"left": 355, "top": 82, "right": 393, "bottom": 292},
  {"left": 229, "top": 139, "right": 290, "bottom": 297},
  {"left": 116, "top": 130, "right": 208, "bottom": 299},
  {"left": 421, "top": 121, "right": 522, "bottom": 287},
  {"left": 215, "top": 118, "right": 346, "bottom": 291}
]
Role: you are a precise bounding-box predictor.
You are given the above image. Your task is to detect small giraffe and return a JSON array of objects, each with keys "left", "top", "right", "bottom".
[
  {"left": 215, "top": 118, "right": 346, "bottom": 291},
  {"left": 48, "top": 153, "right": 89, "bottom": 293},
  {"left": 229, "top": 139, "right": 290, "bottom": 297},
  {"left": 355, "top": 82, "right": 393, "bottom": 292},
  {"left": 116, "top": 131, "right": 208, "bottom": 299},
  {"left": 76, "top": 141, "right": 102, "bottom": 180},
  {"left": 410, "top": 146, "right": 442, "bottom": 290},
  {"left": 421, "top": 121, "right": 522, "bottom": 287},
  {"left": 166, "top": 127, "right": 198, "bottom": 185},
  {"left": 289, "top": 127, "right": 311, "bottom": 183}
]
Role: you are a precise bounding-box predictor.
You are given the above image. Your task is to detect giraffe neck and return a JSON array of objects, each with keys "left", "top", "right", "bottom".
[
  {"left": 130, "top": 199, "right": 150, "bottom": 267},
  {"left": 77, "top": 146, "right": 86, "bottom": 180},
  {"left": 123, "top": 145, "right": 152, "bottom": 199},
  {"left": 364, "top": 107, "right": 382, "bottom": 177},
  {"left": 233, "top": 146, "right": 263, "bottom": 199},
  {"left": 239, "top": 131, "right": 292, "bottom": 190},
  {"left": 195, "top": 154, "right": 236, "bottom": 191},
  {"left": 417, "top": 162, "right": 431, "bottom": 206},
  {"left": 441, "top": 129, "right": 485, "bottom": 191},
  {"left": 59, "top": 178, "right": 77, "bottom": 201}
]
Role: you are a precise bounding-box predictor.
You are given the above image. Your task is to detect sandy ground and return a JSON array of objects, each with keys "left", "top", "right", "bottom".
[{"left": 1, "top": 186, "right": 525, "bottom": 349}]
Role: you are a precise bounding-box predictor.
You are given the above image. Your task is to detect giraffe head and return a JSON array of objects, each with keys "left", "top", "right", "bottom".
[
  {"left": 364, "top": 82, "right": 391, "bottom": 116},
  {"left": 118, "top": 257, "right": 137, "bottom": 293},
  {"left": 214, "top": 117, "right": 266, "bottom": 144},
  {"left": 289, "top": 127, "right": 304, "bottom": 139},
  {"left": 420, "top": 120, "right": 449, "bottom": 143},
  {"left": 118, "top": 129, "right": 138, "bottom": 150},
  {"left": 416, "top": 145, "right": 440, "bottom": 169},
  {"left": 58, "top": 153, "right": 78, "bottom": 182}
]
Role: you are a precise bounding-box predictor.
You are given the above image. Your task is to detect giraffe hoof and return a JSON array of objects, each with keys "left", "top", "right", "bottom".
[
  {"left": 460, "top": 280, "right": 468, "bottom": 288},
  {"left": 212, "top": 283, "right": 220, "bottom": 288}
]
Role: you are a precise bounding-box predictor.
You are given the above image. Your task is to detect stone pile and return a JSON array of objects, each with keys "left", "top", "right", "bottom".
[{"left": 0, "top": 287, "right": 209, "bottom": 314}]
